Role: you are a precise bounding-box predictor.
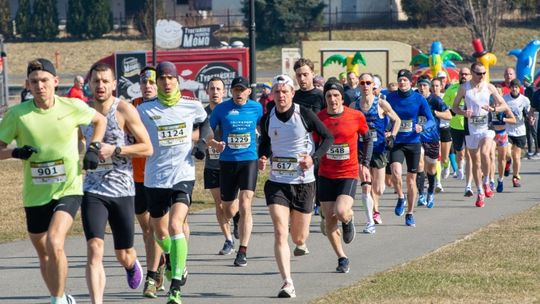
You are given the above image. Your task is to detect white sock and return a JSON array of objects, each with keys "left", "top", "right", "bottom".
[{"left": 362, "top": 193, "right": 374, "bottom": 225}]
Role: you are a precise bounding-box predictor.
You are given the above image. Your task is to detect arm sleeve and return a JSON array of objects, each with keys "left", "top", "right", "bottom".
[
  {"left": 197, "top": 118, "right": 211, "bottom": 142},
  {"left": 301, "top": 107, "right": 333, "bottom": 160},
  {"left": 258, "top": 114, "right": 271, "bottom": 158},
  {"left": 358, "top": 113, "right": 373, "bottom": 165}
]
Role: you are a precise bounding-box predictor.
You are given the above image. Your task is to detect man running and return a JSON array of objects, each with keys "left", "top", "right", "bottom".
[
  {"left": 0, "top": 58, "right": 106, "bottom": 304},
  {"left": 81, "top": 63, "right": 153, "bottom": 303},
  {"left": 258, "top": 74, "right": 332, "bottom": 298},
  {"left": 209, "top": 76, "right": 263, "bottom": 267},
  {"left": 137, "top": 61, "right": 207, "bottom": 304}
]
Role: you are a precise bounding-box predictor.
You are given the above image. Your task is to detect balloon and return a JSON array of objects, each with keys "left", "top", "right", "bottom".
[
  {"left": 323, "top": 51, "right": 366, "bottom": 76},
  {"left": 410, "top": 41, "right": 462, "bottom": 79},
  {"left": 508, "top": 39, "right": 540, "bottom": 83},
  {"left": 471, "top": 38, "right": 497, "bottom": 83}
]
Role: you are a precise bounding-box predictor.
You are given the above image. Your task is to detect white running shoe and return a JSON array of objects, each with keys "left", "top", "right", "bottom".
[{"left": 442, "top": 167, "right": 450, "bottom": 179}]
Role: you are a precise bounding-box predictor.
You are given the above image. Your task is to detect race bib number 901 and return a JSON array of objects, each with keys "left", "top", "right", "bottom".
[
  {"left": 157, "top": 123, "right": 188, "bottom": 146},
  {"left": 227, "top": 133, "right": 251, "bottom": 149},
  {"left": 327, "top": 144, "right": 350, "bottom": 160},
  {"left": 30, "top": 159, "right": 67, "bottom": 184}
]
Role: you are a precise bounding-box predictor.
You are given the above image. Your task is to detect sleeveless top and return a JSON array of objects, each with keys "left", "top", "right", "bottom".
[
  {"left": 464, "top": 81, "right": 490, "bottom": 135},
  {"left": 355, "top": 97, "right": 386, "bottom": 153},
  {"left": 82, "top": 98, "right": 135, "bottom": 197}
]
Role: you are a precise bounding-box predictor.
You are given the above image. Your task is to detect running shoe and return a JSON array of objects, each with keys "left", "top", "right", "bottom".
[
  {"left": 342, "top": 216, "right": 356, "bottom": 244},
  {"left": 373, "top": 211, "right": 382, "bottom": 224},
  {"left": 232, "top": 213, "right": 240, "bottom": 240},
  {"left": 293, "top": 244, "right": 310, "bottom": 256},
  {"left": 143, "top": 277, "right": 158, "bottom": 298},
  {"left": 489, "top": 180, "right": 495, "bottom": 191},
  {"left": 126, "top": 259, "right": 143, "bottom": 289},
  {"left": 219, "top": 239, "right": 235, "bottom": 255},
  {"left": 362, "top": 223, "right": 376, "bottom": 234},
  {"left": 512, "top": 176, "right": 521, "bottom": 187},
  {"left": 405, "top": 214, "right": 415, "bottom": 227},
  {"left": 179, "top": 268, "right": 188, "bottom": 286},
  {"left": 496, "top": 180, "right": 503, "bottom": 193},
  {"left": 336, "top": 257, "right": 350, "bottom": 273},
  {"left": 395, "top": 197, "right": 406, "bottom": 216},
  {"left": 156, "top": 253, "right": 166, "bottom": 290},
  {"left": 475, "top": 193, "right": 485, "bottom": 207},
  {"left": 435, "top": 182, "right": 444, "bottom": 193},
  {"left": 66, "top": 295, "right": 76, "bottom": 304},
  {"left": 442, "top": 166, "right": 450, "bottom": 179},
  {"left": 426, "top": 192, "right": 435, "bottom": 209},
  {"left": 166, "top": 287, "right": 182, "bottom": 304},
  {"left": 464, "top": 186, "right": 474, "bottom": 197},
  {"left": 313, "top": 205, "right": 320, "bottom": 215},
  {"left": 456, "top": 169, "right": 464, "bottom": 180},
  {"left": 417, "top": 193, "right": 427, "bottom": 207},
  {"left": 234, "top": 252, "right": 247, "bottom": 267},
  {"left": 504, "top": 159, "right": 511, "bottom": 177},
  {"left": 277, "top": 282, "right": 296, "bottom": 298},
  {"left": 484, "top": 184, "right": 494, "bottom": 198}
]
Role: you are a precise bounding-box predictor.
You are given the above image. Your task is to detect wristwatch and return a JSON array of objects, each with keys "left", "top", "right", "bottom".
[
  {"left": 114, "top": 146, "right": 122, "bottom": 156},
  {"left": 89, "top": 142, "right": 102, "bottom": 150}
]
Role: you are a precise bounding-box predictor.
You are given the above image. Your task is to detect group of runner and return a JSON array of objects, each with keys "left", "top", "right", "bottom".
[{"left": 0, "top": 56, "right": 534, "bottom": 303}]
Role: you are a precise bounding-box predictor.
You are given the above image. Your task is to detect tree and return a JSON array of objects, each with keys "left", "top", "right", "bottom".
[
  {"left": 66, "top": 0, "right": 85, "bottom": 38},
  {"left": 15, "top": 0, "right": 32, "bottom": 38},
  {"left": 135, "top": 0, "right": 166, "bottom": 38},
  {"left": 242, "top": 0, "right": 326, "bottom": 46},
  {"left": 31, "top": 0, "right": 59, "bottom": 40},
  {"left": 0, "top": 0, "right": 11, "bottom": 38},
  {"left": 82, "top": 0, "right": 113, "bottom": 38}
]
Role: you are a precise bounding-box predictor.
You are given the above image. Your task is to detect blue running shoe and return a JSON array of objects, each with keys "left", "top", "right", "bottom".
[
  {"left": 405, "top": 213, "right": 415, "bottom": 227},
  {"left": 395, "top": 197, "right": 406, "bottom": 216},
  {"left": 313, "top": 205, "right": 320, "bottom": 215},
  {"left": 489, "top": 181, "right": 495, "bottom": 191},
  {"left": 426, "top": 192, "right": 434, "bottom": 209},
  {"left": 496, "top": 180, "right": 503, "bottom": 193},
  {"left": 417, "top": 193, "right": 426, "bottom": 207}
]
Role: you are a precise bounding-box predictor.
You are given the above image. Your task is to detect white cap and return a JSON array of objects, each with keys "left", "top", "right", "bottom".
[
  {"left": 373, "top": 77, "right": 382, "bottom": 89},
  {"left": 272, "top": 74, "right": 295, "bottom": 89},
  {"left": 437, "top": 71, "right": 447, "bottom": 78}
]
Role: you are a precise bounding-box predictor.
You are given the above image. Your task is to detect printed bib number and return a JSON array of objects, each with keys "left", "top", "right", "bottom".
[
  {"left": 271, "top": 157, "right": 299, "bottom": 177},
  {"left": 157, "top": 123, "right": 187, "bottom": 146},
  {"left": 327, "top": 144, "right": 350, "bottom": 160},
  {"left": 208, "top": 146, "right": 220, "bottom": 160},
  {"left": 30, "top": 159, "right": 66, "bottom": 184},
  {"left": 89, "top": 157, "right": 113, "bottom": 172},
  {"left": 399, "top": 120, "right": 413, "bottom": 132},
  {"left": 417, "top": 116, "right": 427, "bottom": 126},
  {"left": 359, "top": 129, "right": 378, "bottom": 142},
  {"left": 227, "top": 133, "right": 251, "bottom": 149},
  {"left": 470, "top": 115, "right": 487, "bottom": 125},
  {"left": 440, "top": 118, "right": 450, "bottom": 128}
]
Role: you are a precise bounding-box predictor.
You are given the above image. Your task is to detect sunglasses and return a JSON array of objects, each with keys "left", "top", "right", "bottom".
[
  {"left": 359, "top": 81, "right": 372, "bottom": 86},
  {"left": 460, "top": 73, "right": 471, "bottom": 76},
  {"left": 473, "top": 71, "right": 486, "bottom": 76}
]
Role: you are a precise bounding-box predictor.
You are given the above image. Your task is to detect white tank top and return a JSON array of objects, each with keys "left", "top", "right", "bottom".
[{"left": 464, "top": 81, "right": 490, "bottom": 135}]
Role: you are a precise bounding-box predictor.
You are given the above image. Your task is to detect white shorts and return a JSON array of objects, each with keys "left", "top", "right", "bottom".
[{"left": 465, "top": 130, "right": 495, "bottom": 150}]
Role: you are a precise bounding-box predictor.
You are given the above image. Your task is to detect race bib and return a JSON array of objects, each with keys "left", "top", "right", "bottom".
[
  {"left": 327, "top": 144, "right": 350, "bottom": 160},
  {"left": 417, "top": 116, "right": 427, "bottom": 126},
  {"left": 271, "top": 157, "right": 299, "bottom": 177},
  {"left": 470, "top": 115, "right": 487, "bottom": 125},
  {"left": 399, "top": 120, "right": 413, "bottom": 132},
  {"left": 157, "top": 123, "right": 188, "bottom": 146},
  {"left": 89, "top": 157, "right": 113, "bottom": 172},
  {"left": 359, "top": 129, "right": 378, "bottom": 142},
  {"left": 440, "top": 118, "right": 450, "bottom": 128},
  {"left": 30, "top": 159, "right": 66, "bottom": 185},
  {"left": 227, "top": 133, "right": 251, "bottom": 149},
  {"left": 208, "top": 146, "right": 220, "bottom": 160}
]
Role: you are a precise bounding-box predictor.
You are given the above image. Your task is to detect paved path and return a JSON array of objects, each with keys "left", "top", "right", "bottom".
[{"left": 1, "top": 159, "right": 539, "bottom": 304}]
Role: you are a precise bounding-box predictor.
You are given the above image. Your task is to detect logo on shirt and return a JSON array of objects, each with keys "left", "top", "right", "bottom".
[
  {"left": 228, "top": 109, "right": 240, "bottom": 116},
  {"left": 150, "top": 115, "right": 162, "bottom": 120}
]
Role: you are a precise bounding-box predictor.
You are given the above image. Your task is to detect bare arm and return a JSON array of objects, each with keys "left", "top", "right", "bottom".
[
  {"left": 452, "top": 85, "right": 468, "bottom": 116},
  {"left": 435, "top": 109, "right": 452, "bottom": 120}
]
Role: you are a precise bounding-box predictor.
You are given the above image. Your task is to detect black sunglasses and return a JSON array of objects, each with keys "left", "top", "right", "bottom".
[{"left": 473, "top": 71, "right": 486, "bottom": 76}]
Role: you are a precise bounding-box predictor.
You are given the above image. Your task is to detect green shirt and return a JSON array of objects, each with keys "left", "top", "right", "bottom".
[
  {"left": 0, "top": 96, "right": 96, "bottom": 207},
  {"left": 443, "top": 83, "right": 465, "bottom": 130}
]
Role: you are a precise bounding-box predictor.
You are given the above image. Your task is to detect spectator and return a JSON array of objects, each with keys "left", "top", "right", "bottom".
[
  {"left": 66, "top": 75, "right": 88, "bottom": 102},
  {"left": 313, "top": 75, "right": 325, "bottom": 91},
  {"left": 258, "top": 83, "right": 273, "bottom": 114}
]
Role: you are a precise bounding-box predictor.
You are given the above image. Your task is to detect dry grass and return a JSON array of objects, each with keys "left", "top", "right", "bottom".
[{"left": 311, "top": 204, "right": 540, "bottom": 304}]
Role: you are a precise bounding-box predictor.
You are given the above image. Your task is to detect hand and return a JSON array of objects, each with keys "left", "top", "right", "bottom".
[
  {"left": 415, "top": 124, "right": 423, "bottom": 133},
  {"left": 464, "top": 109, "right": 473, "bottom": 118},
  {"left": 83, "top": 147, "right": 100, "bottom": 170},
  {"left": 258, "top": 156, "right": 267, "bottom": 171},
  {"left": 359, "top": 164, "right": 371, "bottom": 181},
  {"left": 298, "top": 153, "right": 313, "bottom": 170},
  {"left": 210, "top": 139, "right": 226, "bottom": 153},
  {"left": 12, "top": 145, "right": 38, "bottom": 160},
  {"left": 98, "top": 143, "right": 115, "bottom": 159},
  {"left": 386, "top": 134, "right": 395, "bottom": 149},
  {"left": 192, "top": 140, "right": 206, "bottom": 160}
]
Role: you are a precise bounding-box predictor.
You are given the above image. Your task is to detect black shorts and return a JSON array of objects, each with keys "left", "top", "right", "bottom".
[
  {"left": 318, "top": 176, "right": 357, "bottom": 202},
  {"left": 204, "top": 168, "right": 220, "bottom": 189},
  {"left": 422, "top": 141, "right": 440, "bottom": 161},
  {"left": 24, "top": 195, "right": 81, "bottom": 234},
  {"left": 451, "top": 128, "right": 466, "bottom": 152},
  {"left": 439, "top": 127, "right": 452, "bottom": 143},
  {"left": 389, "top": 143, "right": 422, "bottom": 173},
  {"left": 370, "top": 152, "right": 388, "bottom": 169},
  {"left": 219, "top": 160, "right": 258, "bottom": 202},
  {"left": 145, "top": 180, "right": 195, "bottom": 218},
  {"left": 82, "top": 193, "right": 135, "bottom": 250},
  {"left": 264, "top": 180, "right": 315, "bottom": 214},
  {"left": 508, "top": 135, "right": 527, "bottom": 149},
  {"left": 134, "top": 182, "right": 148, "bottom": 215}
]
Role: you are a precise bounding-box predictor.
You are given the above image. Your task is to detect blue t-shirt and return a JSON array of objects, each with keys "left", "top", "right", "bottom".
[
  {"left": 387, "top": 91, "right": 435, "bottom": 144},
  {"left": 209, "top": 99, "right": 263, "bottom": 161},
  {"left": 354, "top": 97, "right": 388, "bottom": 154},
  {"left": 418, "top": 94, "right": 448, "bottom": 142}
]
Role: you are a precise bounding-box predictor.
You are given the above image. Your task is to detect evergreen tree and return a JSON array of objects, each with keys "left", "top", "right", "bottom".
[
  {"left": 66, "top": 0, "right": 85, "bottom": 38},
  {"left": 31, "top": 0, "right": 59, "bottom": 40},
  {"left": 15, "top": 0, "right": 32, "bottom": 38},
  {"left": 135, "top": 0, "right": 166, "bottom": 39},
  {"left": 0, "top": 0, "right": 12, "bottom": 38},
  {"left": 83, "top": 0, "right": 113, "bottom": 38}
]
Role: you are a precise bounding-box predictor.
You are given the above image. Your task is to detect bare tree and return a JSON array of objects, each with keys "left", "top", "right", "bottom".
[{"left": 440, "top": 0, "right": 505, "bottom": 51}]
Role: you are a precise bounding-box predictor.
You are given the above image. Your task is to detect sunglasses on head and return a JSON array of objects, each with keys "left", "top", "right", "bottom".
[
  {"left": 359, "top": 81, "right": 372, "bottom": 86},
  {"left": 473, "top": 71, "right": 486, "bottom": 76}
]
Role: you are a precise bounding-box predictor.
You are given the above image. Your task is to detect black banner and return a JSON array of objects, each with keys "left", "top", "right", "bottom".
[
  {"left": 181, "top": 25, "right": 222, "bottom": 49},
  {"left": 114, "top": 52, "right": 147, "bottom": 100}
]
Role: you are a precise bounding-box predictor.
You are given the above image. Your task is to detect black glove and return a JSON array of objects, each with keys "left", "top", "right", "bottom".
[
  {"left": 12, "top": 145, "right": 38, "bottom": 160},
  {"left": 192, "top": 140, "right": 206, "bottom": 160},
  {"left": 83, "top": 147, "right": 100, "bottom": 170},
  {"left": 386, "top": 135, "right": 395, "bottom": 150},
  {"left": 496, "top": 111, "right": 505, "bottom": 123}
]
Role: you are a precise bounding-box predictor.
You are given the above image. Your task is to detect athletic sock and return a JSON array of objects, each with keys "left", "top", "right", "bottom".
[
  {"left": 416, "top": 171, "right": 425, "bottom": 194},
  {"left": 155, "top": 236, "right": 172, "bottom": 254},
  {"left": 170, "top": 234, "right": 188, "bottom": 281},
  {"left": 435, "top": 160, "right": 441, "bottom": 181},
  {"left": 50, "top": 295, "right": 66, "bottom": 304},
  {"left": 427, "top": 173, "right": 436, "bottom": 193},
  {"left": 498, "top": 177, "right": 504, "bottom": 182},
  {"left": 361, "top": 193, "right": 374, "bottom": 224},
  {"left": 147, "top": 270, "right": 158, "bottom": 281},
  {"left": 238, "top": 245, "right": 247, "bottom": 254},
  {"left": 482, "top": 175, "right": 489, "bottom": 185}
]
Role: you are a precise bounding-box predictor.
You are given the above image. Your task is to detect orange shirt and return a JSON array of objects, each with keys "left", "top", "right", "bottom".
[{"left": 131, "top": 97, "right": 145, "bottom": 183}]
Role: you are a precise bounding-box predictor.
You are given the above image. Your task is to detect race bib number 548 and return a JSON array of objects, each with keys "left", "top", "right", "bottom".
[{"left": 327, "top": 144, "right": 350, "bottom": 160}]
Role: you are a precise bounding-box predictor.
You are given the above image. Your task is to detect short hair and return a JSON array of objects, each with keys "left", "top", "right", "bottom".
[
  {"left": 74, "top": 75, "right": 84, "bottom": 83},
  {"left": 89, "top": 62, "right": 114, "bottom": 78},
  {"left": 206, "top": 76, "right": 225, "bottom": 90},
  {"left": 470, "top": 62, "right": 485, "bottom": 72},
  {"left": 293, "top": 58, "right": 314, "bottom": 72}
]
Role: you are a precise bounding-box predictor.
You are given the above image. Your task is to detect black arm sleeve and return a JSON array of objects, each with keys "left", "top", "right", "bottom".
[
  {"left": 258, "top": 113, "right": 272, "bottom": 158},
  {"left": 197, "top": 118, "right": 211, "bottom": 142},
  {"left": 360, "top": 131, "right": 373, "bottom": 166},
  {"left": 300, "top": 107, "right": 334, "bottom": 160}
]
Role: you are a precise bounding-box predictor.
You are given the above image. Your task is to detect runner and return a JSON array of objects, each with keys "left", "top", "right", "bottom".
[
  {"left": 350, "top": 73, "right": 400, "bottom": 230},
  {"left": 0, "top": 58, "right": 106, "bottom": 304},
  {"left": 452, "top": 62, "right": 509, "bottom": 207},
  {"left": 258, "top": 74, "right": 333, "bottom": 297},
  {"left": 316, "top": 79, "right": 371, "bottom": 273},
  {"left": 209, "top": 76, "right": 263, "bottom": 267},
  {"left": 386, "top": 69, "right": 436, "bottom": 226},
  {"left": 81, "top": 62, "right": 153, "bottom": 303},
  {"left": 130, "top": 66, "right": 167, "bottom": 298},
  {"left": 137, "top": 61, "right": 207, "bottom": 304}
]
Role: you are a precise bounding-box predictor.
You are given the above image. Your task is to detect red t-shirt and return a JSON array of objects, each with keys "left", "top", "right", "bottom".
[
  {"left": 315, "top": 107, "right": 368, "bottom": 179},
  {"left": 66, "top": 86, "right": 88, "bottom": 102},
  {"left": 500, "top": 82, "right": 524, "bottom": 95}
]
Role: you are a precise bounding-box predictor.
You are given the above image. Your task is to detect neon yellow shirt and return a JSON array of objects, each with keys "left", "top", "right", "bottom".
[
  {"left": 0, "top": 96, "right": 96, "bottom": 207},
  {"left": 443, "top": 83, "right": 465, "bottom": 130}
]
